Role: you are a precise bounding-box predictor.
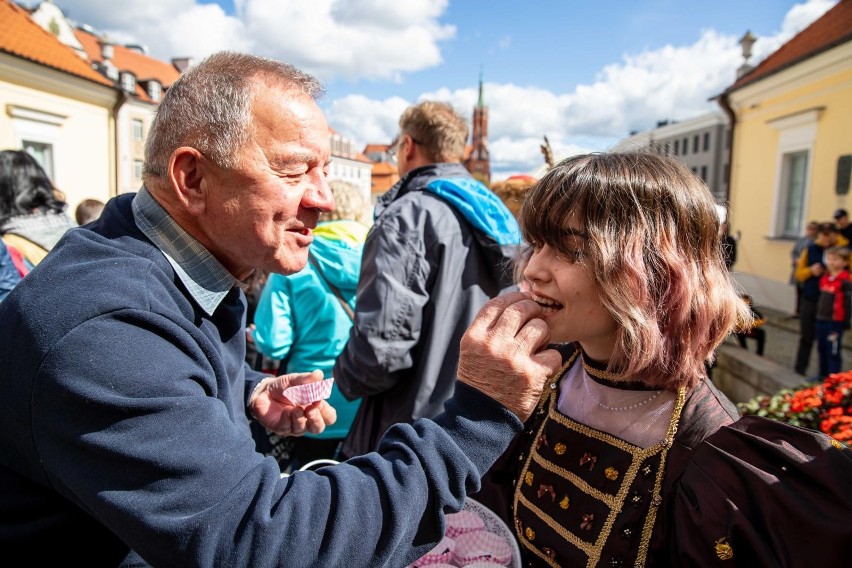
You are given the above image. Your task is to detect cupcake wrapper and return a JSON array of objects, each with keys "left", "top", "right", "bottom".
[
  {"left": 452, "top": 531, "right": 512, "bottom": 566},
  {"left": 282, "top": 378, "right": 334, "bottom": 405}
]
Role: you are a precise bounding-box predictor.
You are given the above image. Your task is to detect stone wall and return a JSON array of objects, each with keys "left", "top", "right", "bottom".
[{"left": 712, "top": 343, "right": 804, "bottom": 405}]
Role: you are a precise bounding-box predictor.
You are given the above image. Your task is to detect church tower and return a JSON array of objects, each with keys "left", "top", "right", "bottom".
[{"left": 464, "top": 70, "right": 490, "bottom": 184}]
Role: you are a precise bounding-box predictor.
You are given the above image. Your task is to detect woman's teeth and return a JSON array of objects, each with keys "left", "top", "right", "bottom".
[{"left": 533, "top": 295, "right": 562, "bottom": 313}]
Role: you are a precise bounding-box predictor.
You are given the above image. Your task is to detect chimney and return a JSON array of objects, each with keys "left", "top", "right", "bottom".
[
  {"left": 172, "top": 57, "right": 194, "bottom": 73},
  {"left": 99, "top": 34, "right": 114, "bottom": 61}
]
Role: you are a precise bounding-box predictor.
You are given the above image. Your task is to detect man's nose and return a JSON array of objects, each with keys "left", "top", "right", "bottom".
[{"left": 304, "top": 173, "right": 335, "bottom": 213}]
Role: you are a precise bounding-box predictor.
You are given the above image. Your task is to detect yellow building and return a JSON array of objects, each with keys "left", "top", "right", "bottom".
[
  {"left": 719, "top": 0, "right": 852, "bottom": 313},
  {"left": 0, "top": 0, "right": 116, "bottom": 214}
]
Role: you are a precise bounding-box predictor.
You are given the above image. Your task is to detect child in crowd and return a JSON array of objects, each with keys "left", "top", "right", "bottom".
[
  {"left": 735, "top": 294, "right": 767, "bottom": 355},
  {"left": 476, "top": 152, "right": 852, "bottom": 567},
  {"left": 814, "top": 246, "right": 852, "bottom": 381},
  {"left": 74, "top": 198, "right": 105, "bottom": 226}
]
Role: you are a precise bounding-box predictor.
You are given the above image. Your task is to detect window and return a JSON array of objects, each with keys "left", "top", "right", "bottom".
[
  {"left": 8, "top": 105, "right": 65, "bottom": 185},
  {"left": 22, "top": 140, "right": 55, "bottom": 181},
  {"left": 674, "top": 139, "right": 679, "bottom": 155},
  {"left": 133, "top": 159, "right": 144, "bottom": 180},
  {"left": 700, "top": 165, "right": 708, "bottom": 181},
  {"left": 132, "top": 119, "right": 144, "bottom": 141},
  {"left": 778, "top": 151, "right": 809, "bottom": 237},
  {"left": 769, "top": 108, "right": 820, "bottom": 238},
  {"left": 147, "top": 81, "right": 162, "bottom": 102},
  {"left": 682, "top": 138, "right": 688, "bottom": 156},
  {"left": 703, "top": 132, "right": 710, "bottom": 152},
  {"left": 692, "top": 135, "right": 699, "bottom": 153},
  {"left": 120, "top": 72, "right": 136, "bottom": 93}
]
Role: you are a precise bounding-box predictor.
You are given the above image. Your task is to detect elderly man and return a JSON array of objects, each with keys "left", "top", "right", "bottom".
[{"left": 0, "top": 52, "right": 559, "bottom": 567}]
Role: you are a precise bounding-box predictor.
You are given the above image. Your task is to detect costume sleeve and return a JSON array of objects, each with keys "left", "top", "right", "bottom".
[
  {"left": 671, "top": 415, "right": 852, "bottom": 567},
  {"left": 794, "top": 248, "right": 813, "bottom": 282},
  {"left": 334, "top": 206, "right": 431, "bottom": 399},
  {"left": 35, "top": 307, "right": 522, "bottom": 567},
  {"left": 251, "top": 273, "right": 295, "bottom": 361}
]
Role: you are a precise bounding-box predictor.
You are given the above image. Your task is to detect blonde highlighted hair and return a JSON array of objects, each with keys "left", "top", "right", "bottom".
[
  {"left": 520, "top": 152, "right": 751, "bottom": 390},
  {"left": 398, "top": 101, "right": 468, "bottom": 163},
  {"left": 320, "top": 180, "right": 368, "bottom": 223}
]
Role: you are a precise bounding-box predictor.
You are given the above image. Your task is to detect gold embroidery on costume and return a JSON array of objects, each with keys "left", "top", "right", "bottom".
[
  {"left": 830, "top": 438, "right": 843, "bottom": 450},
  {"left": 538, "top": 484, "right": 556, "bottom": 501},
  {"left": 714, "top": 537, "right": 733, "bottom": 560},
  {"left": 512, "top": 355, "right": 687, "bottom": 568},
  {"left": 579, "top": 452, "right": 597, "bottom": 470}
]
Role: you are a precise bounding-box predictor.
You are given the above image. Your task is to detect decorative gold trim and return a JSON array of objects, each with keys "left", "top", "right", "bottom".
[
  {"left": 513, "top": 355, "right": 689, "bottom": 568},
  {"left": 581, "top": 358, "right": 626, "bottom": 381},
  {"left": 634, "top": 385, "right": 686, "bottom": 566}
]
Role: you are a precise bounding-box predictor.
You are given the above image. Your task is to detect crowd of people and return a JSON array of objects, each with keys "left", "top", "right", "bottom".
[{"left": 1, "top": 50, "right": 851, "bottom": 567}]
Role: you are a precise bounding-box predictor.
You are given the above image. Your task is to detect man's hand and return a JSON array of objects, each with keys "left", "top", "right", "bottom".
[
  {"left": 457, "top": 292, "right": 562, "bottom": 422},
  {"left": 249, "top": 370, "right": 337, "bottom": 436}
]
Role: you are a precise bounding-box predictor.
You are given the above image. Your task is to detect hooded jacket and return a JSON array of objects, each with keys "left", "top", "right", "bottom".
[
  {"left": 334, "top": 162, "right": 522, "bottom": 458},
  {"left": 252, "top": 219, "right": 367, "bottom": 440}
]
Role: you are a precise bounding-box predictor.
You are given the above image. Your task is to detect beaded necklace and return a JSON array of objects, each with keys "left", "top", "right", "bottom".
[{"left": 582, "top": 375, "right": 662, "bottom": 412}]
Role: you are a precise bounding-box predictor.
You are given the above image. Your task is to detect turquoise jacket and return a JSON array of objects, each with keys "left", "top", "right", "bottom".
[{"left": 252, "top": 220, "right": 367, "bottom": 439}]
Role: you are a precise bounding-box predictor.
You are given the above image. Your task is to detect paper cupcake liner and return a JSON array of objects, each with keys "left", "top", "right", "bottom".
[
  {"left": 452, "top": 531, "right": 512, "bottom": 566},
  {"left": 446, "top": 510, "right": 485, "bottom": 538},
  {"left": 282, "top": 378, "right": 334, "bottom": 405}
]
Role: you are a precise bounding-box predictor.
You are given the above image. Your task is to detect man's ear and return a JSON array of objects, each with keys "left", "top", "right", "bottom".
[
  {"left": 402, "top": 134, "right": 418, "bottom": 162},
  {"left": 168, "top": 147, "right": 207, "bottom": 215}
]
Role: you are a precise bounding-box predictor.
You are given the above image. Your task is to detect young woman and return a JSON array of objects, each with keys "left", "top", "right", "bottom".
[{"left": 492, "top": 152, "right": 851, "bottom": 567}]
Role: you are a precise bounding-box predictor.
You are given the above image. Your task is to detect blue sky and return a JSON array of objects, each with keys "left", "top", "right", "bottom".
[{"left": 46, "top": 0, "right": 838, "bottom": 179}]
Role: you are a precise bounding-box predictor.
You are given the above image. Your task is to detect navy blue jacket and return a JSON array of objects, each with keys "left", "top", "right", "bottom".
[{"left": 0, "top": 193, "right": 522, "bottom": 567}]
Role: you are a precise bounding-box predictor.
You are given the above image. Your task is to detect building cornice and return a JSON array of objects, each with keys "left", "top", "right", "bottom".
[
  {"left": 0, "top": 52, "right": 117, "bottom": 107},
  {"left": 727, "top": 40, "right": 852, "bottom": 111}
]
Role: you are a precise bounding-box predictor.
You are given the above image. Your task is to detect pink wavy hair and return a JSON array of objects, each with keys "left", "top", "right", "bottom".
[{"left": 520, "top": 152, "right": 752, "bottom": 390}]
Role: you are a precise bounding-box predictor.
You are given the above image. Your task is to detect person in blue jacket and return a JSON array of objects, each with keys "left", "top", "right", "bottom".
[
  {"left": 0, "top": 51, "right": 561, "bottom": 567},
  {"left": 0, "top": 239, "right": 22, "bottom": 302},
  {"left": 251, "top": 179, "right": 369, "bottom": 468}
]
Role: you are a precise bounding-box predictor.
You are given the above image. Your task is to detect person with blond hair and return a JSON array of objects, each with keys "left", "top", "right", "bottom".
[{"left": 334, "top": 100, "right": 523, "bottom": 459}]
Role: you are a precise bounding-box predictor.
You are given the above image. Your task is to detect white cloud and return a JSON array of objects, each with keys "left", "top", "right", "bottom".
[
  {"left": 48, "top": 0, "right": 837, "bottom": 178},
  {"left": 52, "top": 0, "right": 455, "bottom": 81}
]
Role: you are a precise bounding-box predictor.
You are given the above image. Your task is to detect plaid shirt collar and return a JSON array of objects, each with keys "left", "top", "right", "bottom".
[{"left": 132, "top": 186, "right": 240, "bottom": 316}]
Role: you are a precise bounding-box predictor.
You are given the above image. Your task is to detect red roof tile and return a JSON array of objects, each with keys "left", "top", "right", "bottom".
[
  {"left": 364, "top": 143, "right": 390, "bottom": 154},
  {"left": 728, "top": 0, "right": 852, "bottom": 92},
  {"left": 0, "top": 0, "right": 113, "bottom": 87},
  {"left": 74, "top": 27, "right": 180, "bottom": 87}
]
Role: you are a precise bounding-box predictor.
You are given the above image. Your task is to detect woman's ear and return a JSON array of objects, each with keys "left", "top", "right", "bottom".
[{"left": 168, "top": 147, "right": 207, "bottom": 215}]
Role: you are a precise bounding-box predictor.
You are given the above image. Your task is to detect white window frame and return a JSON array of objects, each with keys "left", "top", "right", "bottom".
[
  {"left": 768, "top": 108, "right": 821, "bottom": 238},
  {"left": 7, "top": 105, "right": 66, "bottom": 184},
  {"left": 132, "top": 119, "right": 144, "bottom": 141}
]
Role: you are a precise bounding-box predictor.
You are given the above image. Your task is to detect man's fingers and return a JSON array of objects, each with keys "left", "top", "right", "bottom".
[{"left": 514, "top": 316, "right": 551, "bottom": 353}]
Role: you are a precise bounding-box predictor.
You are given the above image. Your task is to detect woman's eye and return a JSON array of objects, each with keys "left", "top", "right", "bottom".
[{"left": 556, "top": 249, "right": 584, "bottom": 263}]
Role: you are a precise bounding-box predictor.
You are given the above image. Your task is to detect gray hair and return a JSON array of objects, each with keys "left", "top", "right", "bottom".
[
  {"left": 320, "top": 180, "right": 367, "bottom": 222},
  {"left": 143, "top": 51, "right": 324, "bottom": 181}
]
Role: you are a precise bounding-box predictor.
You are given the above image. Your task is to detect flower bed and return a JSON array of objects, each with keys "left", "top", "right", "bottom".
[{"left": 737, "top": 370, "right": 852, "bottom": 447}]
